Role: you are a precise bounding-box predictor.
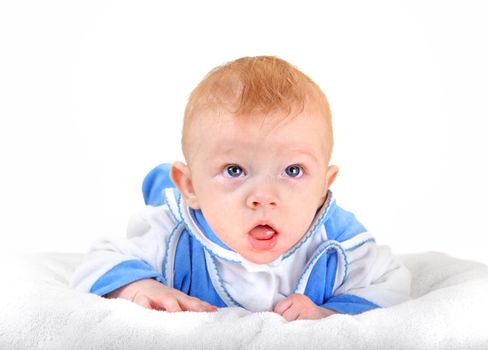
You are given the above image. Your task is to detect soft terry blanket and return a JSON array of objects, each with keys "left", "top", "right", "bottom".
[{"left": 1, "top": 252, "right": 488, "bottom": 350}]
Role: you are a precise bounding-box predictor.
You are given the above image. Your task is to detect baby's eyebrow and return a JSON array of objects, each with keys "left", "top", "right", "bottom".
[
  {"left": 205, "top": 144, "right": 245, "bottom": 163},
  {"left": 210, "top": 145, "right": 242, "bottom": 158},
  {"left": 208, "top": 140, "right": 320, "bottom": 162},
  {"left": 281, "top": 146, "right": 319, "bottom": 162}
]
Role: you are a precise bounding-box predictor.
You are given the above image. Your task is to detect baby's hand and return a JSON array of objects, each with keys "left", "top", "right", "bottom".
[
  {"left": 273, "top": 294, "right": 336, "bottom": 321},
  {"left": 106, "top": 278, "right": 217, "bottom": 312}
]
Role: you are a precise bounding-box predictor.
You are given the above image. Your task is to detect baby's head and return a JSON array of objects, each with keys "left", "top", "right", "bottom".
[
  {"left": 181, "top": 56, "right": 334, "bottom": 163},
  {"left": 171, "top": 56, "right": 338, "bottom": 264}
]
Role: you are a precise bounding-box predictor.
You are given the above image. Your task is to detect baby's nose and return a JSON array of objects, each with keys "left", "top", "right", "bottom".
[{"left": 246, "top": 190, "right": 279, "bottom": 209}]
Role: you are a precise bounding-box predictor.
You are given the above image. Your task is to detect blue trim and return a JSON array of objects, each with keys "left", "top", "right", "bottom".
[
  {"left": 161, "top": 189, "right": 176, "bottom": 222},
  {"left": 345, "top": 238, "right": 376, "bottom": 252},
  {"left": 161, "top": 222, "right": 183, "bottom": 285},
  {"left": 90, "top": 260, "right": 162, "bottom": 296},
  {"left": 160, "top": 188, "right": 182, "bottom": 223},
  {"left": 323, "top": 294, "right": 379, "bottom": 315},
  {"left": 167, "top": 190, "right": 182, "bottom": 223},
  {"left": 209, "top": 255, "right": 242, "bottom": 308}
]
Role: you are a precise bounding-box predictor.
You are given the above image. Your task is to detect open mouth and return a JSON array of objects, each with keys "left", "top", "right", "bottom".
[{"left": 248, "top": 224, "right": 278, "bottom": 251}]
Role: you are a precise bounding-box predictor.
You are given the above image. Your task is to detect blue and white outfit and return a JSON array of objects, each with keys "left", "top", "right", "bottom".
[{"left": 71, "top": 164, "right": 411, "bottom": 315}]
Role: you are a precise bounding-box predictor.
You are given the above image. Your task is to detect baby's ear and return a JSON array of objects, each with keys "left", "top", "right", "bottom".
[
  {"left": 170, "top": 162, "right": 200, "bottom": 209},
  {"left": 320, "top": 165, "right": 339, "bottom": 204},
  {"left": 325, "top": 165, "right": 339, "bottom": 189}
]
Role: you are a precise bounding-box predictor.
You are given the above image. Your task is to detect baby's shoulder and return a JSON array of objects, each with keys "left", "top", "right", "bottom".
[
  {"left": 126, "top": 204, "right": 179, "bottom": 239},
  {"left": 324, "top": 204, "right": 367, "bottom": 242}
]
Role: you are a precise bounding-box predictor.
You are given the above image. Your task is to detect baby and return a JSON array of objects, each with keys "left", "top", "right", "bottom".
[{"left": 71, "top": 56, "right": 411, "bottom": 321}]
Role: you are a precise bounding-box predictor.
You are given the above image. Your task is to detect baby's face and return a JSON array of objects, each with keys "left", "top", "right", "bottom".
[{"left": 177, "top": 108, "right": 337, "bottom": 264}]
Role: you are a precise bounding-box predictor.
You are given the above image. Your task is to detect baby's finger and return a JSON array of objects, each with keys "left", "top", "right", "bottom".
[
  {"left": 160, "top": 297, "right": 183, "bottom": 312},
  {"left": 180, "top": 296, "right": 217, "bottom": 312},
  {"left": 192, "top": 301, "right": 218, "bottom": 312},
  {"left": 133, "top": 295, "right": 153, "bottom": 310},
  {"left": 281, "top": 306, "right": 300, "bottom": 322},
  {"left": 273, "top": 298, "right": 293, "bottom": 315}
]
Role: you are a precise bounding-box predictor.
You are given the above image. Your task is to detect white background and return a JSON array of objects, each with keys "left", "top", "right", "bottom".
[{"left": 1, "top": 1, "right": 487, "bottom": 264}]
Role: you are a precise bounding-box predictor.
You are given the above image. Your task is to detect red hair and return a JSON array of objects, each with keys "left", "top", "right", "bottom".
[{"left": 182, "top": 56, "right": 332, "bottom": 159}]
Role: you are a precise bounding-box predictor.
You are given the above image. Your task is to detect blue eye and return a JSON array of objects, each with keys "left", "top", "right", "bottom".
[
  {"left": 284, "top": 165, "right": 303, "bottom": 178},
  {"left": 224, "top": 165, "right": 245, "bottom": 178}
]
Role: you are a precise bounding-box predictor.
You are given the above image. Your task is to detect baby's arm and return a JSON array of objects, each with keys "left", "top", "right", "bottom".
[
  {"left": 318, "top": 206, "right": 411, "bottom": 315},
  {"left": 107, "top": 278, "right": 217, "bottom": 312},
  {"left": 274, "top": 294, "right": 336, "bottom": 321},
  {"left": 273, "top": 242, "right": 410, "bottom": 321},
  {"left": 326, "top": 243, "right": 411, "bottom": 313},
  {"left": 71, "top": 206, "right": 217, "bottom": 312}
]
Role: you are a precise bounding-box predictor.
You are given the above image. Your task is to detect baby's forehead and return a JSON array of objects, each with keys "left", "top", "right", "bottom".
[{"left": 184, "top": 106, "right": 331, "bottom": 163}]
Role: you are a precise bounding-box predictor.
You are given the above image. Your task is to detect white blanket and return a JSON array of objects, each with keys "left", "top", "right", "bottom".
[{"left": 1, "top": 252, "right": 488, "bottom": 349}]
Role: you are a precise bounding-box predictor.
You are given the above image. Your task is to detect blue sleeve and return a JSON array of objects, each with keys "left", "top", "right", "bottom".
[
  {"left": 90, "top": 260, "right": 163, "bottom": 296},
  {"left": 322, "top": 294, "right": 379, "bottom": 315}
]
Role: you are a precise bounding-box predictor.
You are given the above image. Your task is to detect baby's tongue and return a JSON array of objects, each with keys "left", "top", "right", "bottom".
[
  {"left": 248, "top": 225, "right": 276, "bottom": 240},
  {"left": 248, "top": 225, "right": 278, "bottom": 250}
]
